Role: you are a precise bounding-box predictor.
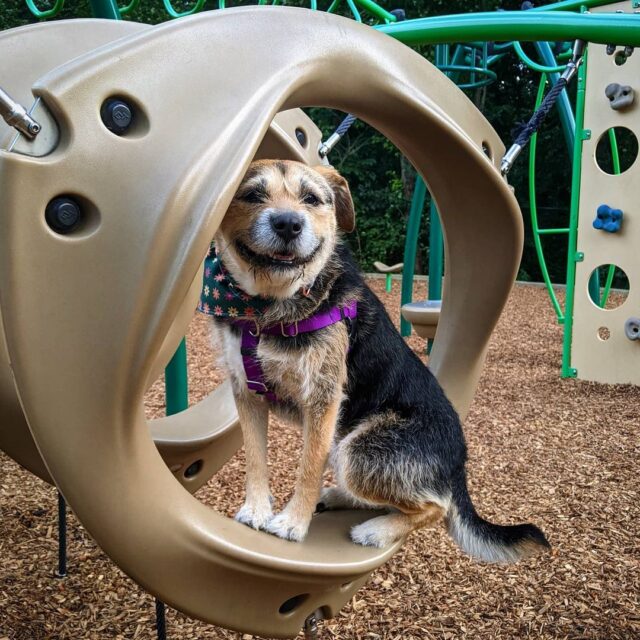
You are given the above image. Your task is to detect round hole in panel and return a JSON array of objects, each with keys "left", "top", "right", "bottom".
[
  {"left": 278, "top": 593, "right": 309, "bottom": 615},
  {"left": 595, "top": 127, "right": 638, "bottom": 175},
  {"left": 614, "top": 51, "right": 628, "bottom": 66},
  {"left": 597, "top": 326, "right": 610, "bottom": 341},
  {"left": 587, "top": 265, "right": 629, "bottom": 310}
]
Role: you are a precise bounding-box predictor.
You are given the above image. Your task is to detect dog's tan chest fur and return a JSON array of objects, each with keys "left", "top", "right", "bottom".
[{"left": 215, "top": 322, "right": 349, "bottom": 410}]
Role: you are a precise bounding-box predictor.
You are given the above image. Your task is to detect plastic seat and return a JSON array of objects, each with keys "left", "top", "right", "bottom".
[{"left": 402, "top": 300, "right": 442, "bottom": 340}]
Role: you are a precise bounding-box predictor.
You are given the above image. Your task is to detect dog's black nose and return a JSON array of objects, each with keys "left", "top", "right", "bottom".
[{"left": 270, "top": 211, "right": 304, "bottom": 242}]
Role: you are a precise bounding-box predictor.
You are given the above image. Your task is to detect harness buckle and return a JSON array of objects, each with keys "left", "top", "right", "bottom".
[
  {"left": 281, "top": 320, "right": 299, "bottom": 337},
  {"left": 249, "top": 321, "right": 260, "bottom": 337},
  {"left": 246, "top": 379, "right": 269, "bottom": 393},
  {"left": 340, "top": 307, "right": 354, "bottom": 337}
]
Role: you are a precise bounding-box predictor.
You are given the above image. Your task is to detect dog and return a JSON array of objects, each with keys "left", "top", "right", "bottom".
[{"left": 201, "top": 158, "right": 550, "bottom": 562}]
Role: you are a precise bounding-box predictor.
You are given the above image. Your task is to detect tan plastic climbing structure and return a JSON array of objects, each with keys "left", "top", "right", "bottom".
[
  {"left": 0, "top": 19, "right": 324, "bottom": 491},
  {"left": 571, "top": 1, "right": 640, "bottom": 385},
  {"left": 0, "top": 8, "right": 522, "bottom": 637}
]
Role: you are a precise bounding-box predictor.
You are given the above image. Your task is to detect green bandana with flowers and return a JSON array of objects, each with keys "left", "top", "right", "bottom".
[{"left": 197, "top": 246, "right": 272, "bottom": 319}]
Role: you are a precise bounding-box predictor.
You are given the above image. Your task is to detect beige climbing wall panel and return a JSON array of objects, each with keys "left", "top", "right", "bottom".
[{"left": 572, "top": 1, "right": 640, "bottom": 384}]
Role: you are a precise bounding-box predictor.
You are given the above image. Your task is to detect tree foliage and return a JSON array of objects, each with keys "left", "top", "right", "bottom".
[{"left": 2, "top": 0, "right": 579, "bottom": 282}]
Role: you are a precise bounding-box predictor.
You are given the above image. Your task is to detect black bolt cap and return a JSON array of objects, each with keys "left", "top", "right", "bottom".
[
  {"left": 101, "top": 98, "right": 133, "bottom": 135},
  {"left": 45, "top": 197, "right": 82, "bottom": 234}
]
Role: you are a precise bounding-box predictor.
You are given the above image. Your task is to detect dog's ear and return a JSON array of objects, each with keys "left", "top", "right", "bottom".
[{"left": 314, "top": 165, "right": 356, "bottom": 233}]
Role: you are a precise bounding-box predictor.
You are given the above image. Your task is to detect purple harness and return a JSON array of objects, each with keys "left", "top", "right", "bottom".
[{"left": 232, "top": 301, "right": 358, "bottom": 403}]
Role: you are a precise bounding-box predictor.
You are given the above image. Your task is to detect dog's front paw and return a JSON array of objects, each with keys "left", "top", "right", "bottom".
[
  {"left": 350, "top": 517, "right": 399, "bottom": 548},
  {"left": 265, "top": 511, "right": 310, "bottom": 542},
  {"left": 235, "top": 501, "right": 273, "bottom": 531}
]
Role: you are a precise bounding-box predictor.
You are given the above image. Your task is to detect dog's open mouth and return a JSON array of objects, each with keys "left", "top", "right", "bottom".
[{"left": 236, "top": 240, "right": 322, "bottom": 269}]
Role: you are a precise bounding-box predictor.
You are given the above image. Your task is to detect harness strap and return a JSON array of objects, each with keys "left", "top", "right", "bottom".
[{"left": 233, "top": 301, "right": 357, "bottom": 403}]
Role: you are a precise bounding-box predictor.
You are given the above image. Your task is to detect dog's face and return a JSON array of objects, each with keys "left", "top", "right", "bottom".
[{"left": 215, "top": 160, "right": 355, "bottom": 299}]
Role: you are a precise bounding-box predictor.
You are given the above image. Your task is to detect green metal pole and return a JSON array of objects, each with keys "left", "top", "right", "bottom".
[
  {"left": 165, "top": 338, "right": 189, "bottom": 415},
  {"left": 377, "top": 12, "right": 640, "bottom": 48},
  {"left": 400, "top": 176, "right": 427, "bottom": 337},
  {"left": 561, "top": 47, "right": 588, "bottom": 378},
  {"left": 426, "top": 201, "right": 443, "bottom": 354},
  {"left": 588, "top": 268, "right": 600, "bottom": 304},
  {"left": 427, "top": 201, "right": 443, "bottom": 303},
  {"left": 88, "top": 0, "right": 121, "bottom": 19}
]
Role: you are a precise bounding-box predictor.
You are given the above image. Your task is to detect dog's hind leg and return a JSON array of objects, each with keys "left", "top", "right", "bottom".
[{"left": 350, "top": 504, "right": 444, "bottom": 548}]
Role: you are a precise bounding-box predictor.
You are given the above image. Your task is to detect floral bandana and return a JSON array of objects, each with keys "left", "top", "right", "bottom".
[{"left": 197, "top": 246, "right": 272, "bottom": 319}]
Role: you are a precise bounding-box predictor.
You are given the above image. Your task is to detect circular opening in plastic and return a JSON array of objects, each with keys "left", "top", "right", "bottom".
[
  {"left": 597, "top": 326, "right": 610, "bottom": 341},
  {"left": 279, "top": 594, "right": 309, "bottom": 615},
  {"left": 595, "top": 127, "right": 638, "bottom": 175},
  {"left": 184, "top": 459, "right": 203, "bottom": 479},
  {"left": 295, "top": 127, "right": 308, "bottom": 148},
  {"left": 587, "top": 265, "right": 629, "bottom": 310},
  {"left": 614, "top": 51, "right": 627, "bottom": 66}
]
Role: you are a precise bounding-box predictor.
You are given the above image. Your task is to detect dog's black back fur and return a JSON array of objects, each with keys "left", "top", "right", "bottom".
[{"left": 301, "top": 241, "right": 549, "bottom": 562}]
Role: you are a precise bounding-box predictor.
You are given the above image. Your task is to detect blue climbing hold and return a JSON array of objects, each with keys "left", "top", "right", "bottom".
[{"left": 593, "top": 204, "right": 623, "bottom": 233}]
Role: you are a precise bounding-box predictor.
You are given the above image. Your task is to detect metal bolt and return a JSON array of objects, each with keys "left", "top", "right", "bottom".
[
  {"left": 101, "top": 97, "right": 133, "bottom": 135},
  {"left": 45, "top": 197, "right": 82, "bottom": 234}
]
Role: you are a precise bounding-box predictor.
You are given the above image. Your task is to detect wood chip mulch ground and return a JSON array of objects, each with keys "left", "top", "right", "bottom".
[{"left": 1, "top": 279, "right": 638, "bottom": 640}]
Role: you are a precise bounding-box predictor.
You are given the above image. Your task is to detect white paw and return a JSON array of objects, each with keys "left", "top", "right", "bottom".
[
  {"left": 265, "top": 511, "right": 310, "bottom": 542},
  {"left": 350, "top": 517, "right": 398, "bottom": 548},
  {"left": 235, "top": 501, "right": 273, "bottom": 530}
]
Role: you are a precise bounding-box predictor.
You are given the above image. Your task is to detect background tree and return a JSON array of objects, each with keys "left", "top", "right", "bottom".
[{"left": 2, "top": 0, "right": 577, "bottom": 282}]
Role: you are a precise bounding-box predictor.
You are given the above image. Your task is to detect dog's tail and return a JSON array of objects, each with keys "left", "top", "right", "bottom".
[{"left": 444, "top": 470, "right": 550, "bottom": 563}]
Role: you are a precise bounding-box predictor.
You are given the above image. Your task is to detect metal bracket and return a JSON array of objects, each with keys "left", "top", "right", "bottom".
[{"left": 7, "top": 98, "right": 59, "bottom": 157}]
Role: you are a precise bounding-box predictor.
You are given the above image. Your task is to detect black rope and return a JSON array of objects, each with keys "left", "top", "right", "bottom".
[
  {"left": 512, "top": 75, "right": 568, "bottom": 149},
  {"left": 155, "top": 598, "right": 167, "bottom": 640},
  {"left": 55, "top": 492, "right": 67, "bottom": 578},
  {"left": 334, "top": 113, "right": 357, "bottom": 137}
]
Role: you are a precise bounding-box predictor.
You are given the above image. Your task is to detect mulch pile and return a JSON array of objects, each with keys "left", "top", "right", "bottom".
[{"left": 1, "top": 279, "right": 638, "bottom": 639}]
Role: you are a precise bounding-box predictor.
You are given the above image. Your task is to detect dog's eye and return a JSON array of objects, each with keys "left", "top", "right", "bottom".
[
  {"left": 302, "top": 192, "right": 320, "bottom": 206},
  {"left": 240, "top": 188, "right": 266, "bottom": 204}
]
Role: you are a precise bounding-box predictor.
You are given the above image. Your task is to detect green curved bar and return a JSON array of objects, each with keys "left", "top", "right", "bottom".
[
  {"left": 529, "top": 73, "right": 566, "bottom": 323},
  {"left": 513, "top": 41, "right": 566, "bottom": 73},
  {"left": 400, "top": 177, "right": 427, "bottom": 337},
  {"left": 163, "top": 0, "right": 206, "bottom": 18},
  {"left": 345, "top": 0, "right": 363, "bottom": 23},
  {"left": 598, "top": 129, "right": 621, "bottom": 308},
  {"left": 436, "top": 64, "right": 497, "bottom": 89},
  {"left": 532, "top": 0, "right": 619, "bottom": 12},
  {"left": 25, "top": 0, "right": 65, "bottom": 19},
  {"left": 118, "top": 0, "right": 140, "bottom": 15},
  {"left": 378, "top": 12, "right": 640, "bottom": 48},
  {"left": 353, "top": 0, "right": 397, "bottom": 23}
]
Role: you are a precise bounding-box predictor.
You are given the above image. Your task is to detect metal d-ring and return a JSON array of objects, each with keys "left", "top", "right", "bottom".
[{"left": 281, "top": 320, "right": 299, "bottom": 337}]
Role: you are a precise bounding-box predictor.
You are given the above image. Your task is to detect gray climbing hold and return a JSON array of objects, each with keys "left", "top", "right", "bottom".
[
  {"left": 624, "top": 317, "right": 640, "bottom": 341},
  {"left": 605, "top": 83, "right": 635, "bottom": 111}
]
